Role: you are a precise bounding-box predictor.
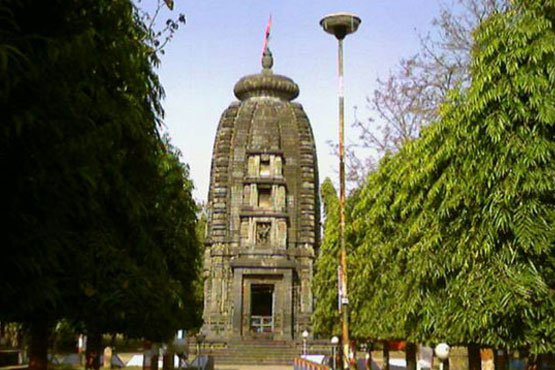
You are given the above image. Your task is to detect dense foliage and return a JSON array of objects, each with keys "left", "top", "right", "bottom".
[
  {"left": 346, "top": 0, "right": 555, "bottom": 354},
  {"left": 312, "top": 0, "right": 555, "bottom": 360},
  {"left": 312, "top": 179, "right": 342, "bottom": 337},
  {"left": 312, "top": 179, "right": 363, "bottom": 339},
  {"left": 1, "top": 0, "right": 201, "bottom": 368}
]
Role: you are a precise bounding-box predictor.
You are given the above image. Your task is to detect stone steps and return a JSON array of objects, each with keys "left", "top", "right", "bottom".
[{"left": 190, "top": 340, "right": 330, "bottom": 366}]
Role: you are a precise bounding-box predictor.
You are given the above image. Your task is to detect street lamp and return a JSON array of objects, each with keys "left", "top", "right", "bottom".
[
  {"left": 435, "top": 343, "right": 450, "bottom": 370},
  {"left": 331, "top": 336, "right": 340, "bottom": 370},
  {"left": 302, "top": 330, "right": 309, "bottom": 355},
  {"left": 320, "top": 12, "right": 361, "bottom": 370}
]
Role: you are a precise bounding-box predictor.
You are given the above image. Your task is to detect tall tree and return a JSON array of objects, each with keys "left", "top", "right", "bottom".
[
  {"left": 1, "top": 1, "right": 200, "bottom": 369},
  {"left": 312, "top": 179, "right": 342, "bottom": 337},
  {"left": 312, "top": 179, "right": 362, "bottom": 339},
  {"left": 349, "top": 0, "right": 555, "bottom": 362}
]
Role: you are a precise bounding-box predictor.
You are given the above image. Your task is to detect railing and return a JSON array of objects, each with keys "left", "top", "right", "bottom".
[
  {"left": 250, "top": 315, "right": 273, "bottom": 333},
  {"left": 294, "top": 357, "right": 330, "bottom": 370}
]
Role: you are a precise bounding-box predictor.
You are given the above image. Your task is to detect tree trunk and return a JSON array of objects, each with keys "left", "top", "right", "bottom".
[
  {"left": 543, "top": 354, "right": 555, "bottom": 370},
  {"left": 162, "top": 352, "right": 172, "bottom": 370},
  {"left": 85, "top": 331, "right": 102, "bottom": 370},
  {"left": 28, "top": 321, "right": 50, "bottom": 370},
  {"left": 525, "top": 354, "right": 541, "bottom": 370},
  {"left": 152, "top": 354, "right": 159, "bottom": 370},
  {"left": 366, "top": 343, "right": 373, "bottom": 370},
  {"left": 142, "top": 341, "right": 151, "bottom": 370},
  {"left": 406, "top": 343, "right": 417, "bottom": 370},
  {"left": 494, "top": 349, "right": 508, "bottom": 370},
  {"left": 383, "top": 344, "right": 390, "bottom": 370},
  {"left": 468, "top": 343, "right": 482, "bottom": 370}
]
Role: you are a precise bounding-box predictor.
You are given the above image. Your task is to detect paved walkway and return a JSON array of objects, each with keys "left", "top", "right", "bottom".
[{"left": 215, "top": 366, "right": 291, "bottom": 370}]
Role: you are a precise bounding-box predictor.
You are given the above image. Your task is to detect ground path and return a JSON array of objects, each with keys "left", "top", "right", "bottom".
[{"left": 215, "top": 366, "right": 291, "bottom": 370}]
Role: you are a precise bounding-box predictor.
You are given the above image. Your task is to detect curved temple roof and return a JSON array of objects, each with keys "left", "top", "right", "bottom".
[{"left": 233, "top": 48, "right": 299, "bottom": 101}]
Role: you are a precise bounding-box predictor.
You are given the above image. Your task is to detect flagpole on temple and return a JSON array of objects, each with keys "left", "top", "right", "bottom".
[
  {"left": 262, "top": 14, "right": 272, "bottom": 60},
  {"left": 320, "top": 13, "right": 361, "bottom": 370}
]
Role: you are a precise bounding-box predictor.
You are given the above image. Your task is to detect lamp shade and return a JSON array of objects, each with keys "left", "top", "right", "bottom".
[
  {"left": 434, "top": 343, "right": 450, "bottom": 360},
  {"left": 320, "top": 13, "right": 361, "bottom": 40}
]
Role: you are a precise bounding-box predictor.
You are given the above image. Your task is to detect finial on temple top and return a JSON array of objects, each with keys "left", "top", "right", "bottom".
[{"left": 262, "top": 47, "right": 273, "bottom": 71}]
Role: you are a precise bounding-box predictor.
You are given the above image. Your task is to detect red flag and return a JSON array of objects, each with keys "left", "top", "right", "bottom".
[{"left": 262, "top": 14, "right": 272, "bottom": 55}]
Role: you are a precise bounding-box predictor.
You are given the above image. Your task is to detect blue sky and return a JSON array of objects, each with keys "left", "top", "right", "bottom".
[{"left": 151, "top": 0, "right": 445, "bottom": 201}]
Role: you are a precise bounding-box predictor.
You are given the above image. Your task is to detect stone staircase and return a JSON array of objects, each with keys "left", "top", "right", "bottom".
[{"left": 191, "top": 340, "right": 330, "bottom": 366}]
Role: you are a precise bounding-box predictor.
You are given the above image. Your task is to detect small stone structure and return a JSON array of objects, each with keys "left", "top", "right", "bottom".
[{"left": 202, "top": 46, "right": 320, "bottom": 341}]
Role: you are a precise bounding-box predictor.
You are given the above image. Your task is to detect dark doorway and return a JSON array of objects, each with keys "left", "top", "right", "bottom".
[{"left": 250, "top": 284, "right": 274, "bottom": 333}]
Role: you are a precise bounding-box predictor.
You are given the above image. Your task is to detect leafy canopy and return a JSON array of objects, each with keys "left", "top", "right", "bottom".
[
  {"left": 346, "top": 0, "right": 554, "bottom": 353},
  {"left": 1, "top": 0, "right": 202, "bottom": 345}
]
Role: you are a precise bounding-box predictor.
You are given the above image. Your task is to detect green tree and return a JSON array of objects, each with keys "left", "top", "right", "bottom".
[
  {"left": 1, "top": 1, "right": 200, "bottom": 369},
  {"left": 350, "top": 0, "right": 554, "bottom": 367},
  {"left": 312, "top": 179, "right": 342, "bottom": 337},
  {"left": 312, "top": 179, "right": 363, "bottom": 339},
  {"left": 70, "top": 139, "right": 202, "bottom": 369},
  {"left": 349, "top": 152, "right": 411, "bottom": 342}
]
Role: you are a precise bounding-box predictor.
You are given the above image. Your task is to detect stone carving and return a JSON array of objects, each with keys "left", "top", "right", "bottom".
[
  {"left": 277, "top": 220, "right": 287, "bottom": 248},
  {"left": 275, "top": 156, "right": 283, "bottom": 177},
  {"left": 249, "top": 183, "right": 257, "bottom": 207},
  {"left": 275, "top": 185, "right": 286, "bottom": 211},
  {"left": 248, "top": 156, "right": 256, "bottom": 177},
  {"left": 243, "top": 185, "right": 250, "bottom": 206},
  {"left": 240, "top": 220, "right": 249, "bottom": 245},
  {"left": 256, "top": 222, "right": 271, "bottom": 245}
]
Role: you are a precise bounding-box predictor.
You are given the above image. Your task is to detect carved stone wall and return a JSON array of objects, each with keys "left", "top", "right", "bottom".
[{"left": 203, "top": 50, "right": 319, "bottom": 341}]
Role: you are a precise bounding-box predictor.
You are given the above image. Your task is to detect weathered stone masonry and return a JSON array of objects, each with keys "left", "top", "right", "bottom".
[{"left": 203, "top": 49, "right": 320, "bottom": 341}]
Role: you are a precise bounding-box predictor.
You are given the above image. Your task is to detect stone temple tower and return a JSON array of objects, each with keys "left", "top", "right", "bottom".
[{"left": 203, "top": 46, "right": 320, "bottom": 341}]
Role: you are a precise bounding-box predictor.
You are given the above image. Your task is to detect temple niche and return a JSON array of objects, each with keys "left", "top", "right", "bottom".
[{"left": 202, "top": 46, "right": 320, "bottom": 341}]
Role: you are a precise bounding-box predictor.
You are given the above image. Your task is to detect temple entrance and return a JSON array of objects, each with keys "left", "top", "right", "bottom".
[
  {"left": 237, "top": 274, "right": 290, "bottom": 340},
  {"left": 250, "top": 284, "right": 274, "bottom": 333}
]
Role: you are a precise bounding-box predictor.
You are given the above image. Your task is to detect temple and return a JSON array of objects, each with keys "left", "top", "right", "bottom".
[{"left": 202, "top": 46, "right": 320, "bottom": 341}]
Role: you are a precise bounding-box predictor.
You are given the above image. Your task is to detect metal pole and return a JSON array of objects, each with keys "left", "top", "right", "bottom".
[
  {"left": 337, "top": 36, "right": 352, "bottom": 370},
  {"left": 332, "top": 346, "right": 337, "bottom": 370},
  {"left": 321, "top": 12, "right": 360, "bottom": 370}
]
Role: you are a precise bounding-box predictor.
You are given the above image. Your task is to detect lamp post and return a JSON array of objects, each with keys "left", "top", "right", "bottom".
[
  {"left": 173, "top": 330, "right": 187, "bottom": 370},
  {"left": 320, "top": 12, "right": 361, "bottom": 370},
  {"left": 302, "top": 330, "right": 309, "bottom": 355},
  {"left": 331, "top": 336, "right": 340, "bottom": 370},
  {"left": 435, "top": 343, "right": 450, "bottom": 370}
]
